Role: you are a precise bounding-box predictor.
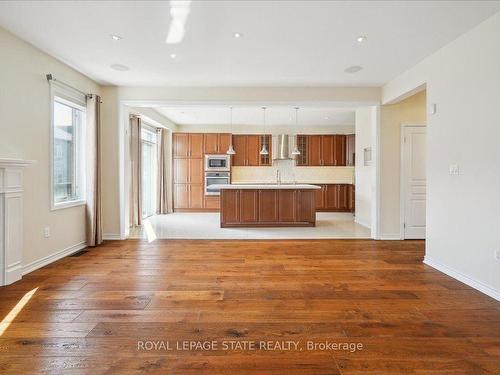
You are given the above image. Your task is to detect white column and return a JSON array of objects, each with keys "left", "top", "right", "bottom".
[{"left": 0, "top": 159, "right": 34, "bottom": 286}]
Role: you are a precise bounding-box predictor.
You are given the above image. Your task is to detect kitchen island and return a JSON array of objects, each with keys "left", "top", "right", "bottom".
[{"left": 212, "top": 184, "right": 321, "bottom": 227}]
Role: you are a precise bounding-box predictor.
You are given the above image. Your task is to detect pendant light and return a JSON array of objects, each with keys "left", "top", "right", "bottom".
[
  {"left": 291, "top": 107, "right": 301, "bottom": 156},
  {"left": 259, "top": 106, "right": 269, "bottom": 155},
  {"left": 226, "top": 106, "right": 236, "bottom": 155}
]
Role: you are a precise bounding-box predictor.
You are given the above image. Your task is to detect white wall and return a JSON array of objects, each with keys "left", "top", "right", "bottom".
[
  {"left": 382, "top": 12, "right": 500, "bottom": 299},
  {"left": 0, "top": 27, "right": 101, "bottom": 266},
  {"left": 354, "top": 107, "right": 374, "bottom": 228}
]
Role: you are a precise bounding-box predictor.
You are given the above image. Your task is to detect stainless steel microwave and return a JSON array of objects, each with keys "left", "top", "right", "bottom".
[{"left": 205, "top": 154, "right": 231, "bottom": 171}]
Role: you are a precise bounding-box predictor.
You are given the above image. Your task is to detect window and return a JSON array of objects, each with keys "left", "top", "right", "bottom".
[
  {"left": 141, "top": 126, "right": 158, "bottom": 218},
  {"left": 51, "top": 88, "right": 86, "bottom": 209}
]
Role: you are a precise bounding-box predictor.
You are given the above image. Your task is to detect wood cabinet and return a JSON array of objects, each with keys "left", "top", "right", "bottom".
[
  {"left": 173, "top": 133, "right": 204, "bottom": 211},
  {"left": 203, "top": 133, "right": 232, "bottom": 154},
  {"left": 221, "top": 188, "right": 316, "bottom": 227},
  {"left": 296, "top": 134, "right": 352, "bottom": 166},
  {"left": 346, "top": 134, "right": 355, "bottom": 166},
  {"left": 231, "top": 135, "right": 272, "bottom": 166},
  {"left": 314, "top": 184, "right": 355, "bottom": 212},
  {"left": 173, "top": 133, "right": 203, "bottom": 158}
]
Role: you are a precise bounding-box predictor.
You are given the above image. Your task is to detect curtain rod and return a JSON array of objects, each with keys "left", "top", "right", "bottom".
[{"left": 46, "top": 74, "right": 91, "bottom": 98}]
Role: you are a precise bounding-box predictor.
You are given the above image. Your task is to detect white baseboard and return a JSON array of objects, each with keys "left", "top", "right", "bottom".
[
  {"left": 379, "top": 233, "right": 403, "bottom": 240},
  {"left": 354, "top": 217, "right": 371, "bottom": 229},
  {"left": 103, "top": 234, "right": 124, "bottom": 240},
  {"left": 424, "top": 256, "right": 500, "bottom": 302},
  {"left": 22, "top": 241, "right": 87, "bottom": 276}
]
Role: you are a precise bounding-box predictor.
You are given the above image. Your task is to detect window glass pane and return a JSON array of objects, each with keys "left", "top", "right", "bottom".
[
  {"left": 53, "top": 97, "right": 85, "bottom": 204},
  {"left": 141, "top": 140, "right": 157, "bottom": 218}
]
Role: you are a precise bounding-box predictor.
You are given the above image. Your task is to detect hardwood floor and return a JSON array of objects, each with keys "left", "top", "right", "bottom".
[{"left": 0, "top": 239, "right": 499, "bottom": 374}]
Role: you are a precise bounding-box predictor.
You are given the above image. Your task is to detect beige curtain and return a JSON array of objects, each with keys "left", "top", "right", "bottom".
[
  {"left": 86, "top": 94, "right": 103, "bottom": 247},
  {"left": 157, "top": 128, "right": 173, "bottom": 214},
  {"left": 130, "top": 116, "right": 142, "bottom": 226}
]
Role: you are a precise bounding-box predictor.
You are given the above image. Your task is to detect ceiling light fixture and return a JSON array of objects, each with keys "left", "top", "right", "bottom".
[
  {"left": 356, "top": 35, "right": 367, "bottom": 43},
  {"left": 233, "top": 32, "right": 242, "bottom": 38},
  {"left": 226, "top": 107, "right": 236, "bottom": 155},
  {"left": 111, "top": 34, "right": 122, "bottom": 41},
  {"left": 344, "top": 65, "right": 363, "bottom": 73},
  {"left": 259, "top": 107, "right": 269, "bottom": 155},
  {"left": 291, "top": 107, "right": 301, "bottom": 156},
  {"left": 110, "top": 63, "right": 129, "bottom": 71},
  {"left": 166, "top": 0, "right": 192, "bottom": 44}
]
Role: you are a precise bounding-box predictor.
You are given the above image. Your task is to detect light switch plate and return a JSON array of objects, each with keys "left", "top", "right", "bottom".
[{"left": 449, "top": 164, "right": 460, "bottom": 175}]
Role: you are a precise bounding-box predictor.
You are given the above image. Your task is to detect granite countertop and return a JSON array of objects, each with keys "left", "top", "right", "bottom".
[{"left": 211, "top": 184, "right": 321, "bottom": 190}]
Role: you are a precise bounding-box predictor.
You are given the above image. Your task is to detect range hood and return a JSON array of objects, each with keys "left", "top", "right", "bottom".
[{"left": 273, "top": 134, "right": 300, "bottom": 160}]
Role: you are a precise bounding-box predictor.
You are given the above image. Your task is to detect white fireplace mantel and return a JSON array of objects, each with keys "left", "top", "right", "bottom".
[{"left": 0, "top": 158, "right": 35, "bottom": 286}]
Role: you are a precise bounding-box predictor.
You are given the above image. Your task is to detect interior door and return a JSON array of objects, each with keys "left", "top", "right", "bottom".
[{"left": 402, "top": 126, "right": 426, "bottom": 239}]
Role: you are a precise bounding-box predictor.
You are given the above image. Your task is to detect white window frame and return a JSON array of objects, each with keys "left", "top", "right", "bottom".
[{"left": 49, "top": 82, "right": 87, "bottom": 210}]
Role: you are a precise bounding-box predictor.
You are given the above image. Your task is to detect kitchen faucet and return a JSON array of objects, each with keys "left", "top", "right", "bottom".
[{"left": 276, "top": 169, "right": 281, "bottom": 185}]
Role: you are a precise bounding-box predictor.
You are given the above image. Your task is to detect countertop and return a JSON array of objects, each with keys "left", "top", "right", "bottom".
[{"left": 211, "top": 183, "right": 321, "bottom": 190}]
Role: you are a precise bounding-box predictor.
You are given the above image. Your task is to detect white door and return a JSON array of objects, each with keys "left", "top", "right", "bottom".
[{"left": 402, "top": 126, "right": 426, "bottom": 239}]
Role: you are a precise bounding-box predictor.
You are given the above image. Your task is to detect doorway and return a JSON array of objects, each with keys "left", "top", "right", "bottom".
[
  {"left": 141, "top": 126, "right": 158, "bottom": 219},
  {"left": 400, "top": 125, "right": 426, "bottom": 239}
]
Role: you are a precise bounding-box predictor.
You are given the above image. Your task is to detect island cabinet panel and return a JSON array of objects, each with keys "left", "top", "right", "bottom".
[
  {"left": 296, "top": 190, "right": 316, "bottom": 223},
  {"left": 315, "top": 184, "right": 355, "bottom": 212},
  {"left": 220, "top": 188, "right": 316, "bottom": 227},
  {"left": 221, "top": 190, "right": 240, "bottom": 223},
  {"left": 240, "top": 190, "right": 258, "bottom": 222},
  {"left": 258, "top": 190, "right": 278, "bottom": 222},
  {"left": 278, "top": 190, "right": 297, "bottom": 222}
]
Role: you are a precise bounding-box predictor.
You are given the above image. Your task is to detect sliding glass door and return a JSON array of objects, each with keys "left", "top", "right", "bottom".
[{"left": 141, "top": 127, "right": 157, "bottom": 218}]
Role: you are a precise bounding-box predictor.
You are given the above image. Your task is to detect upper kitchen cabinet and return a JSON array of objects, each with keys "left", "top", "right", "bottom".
[
  {"left": 173, "top": 133, "right": 204, "bottom": 158},
  {"left": 296, "top": 134, "right": 351, "bottom": 166},
  {"left": 203, "top": 133, "right": 232, "bottom": 154},
  {"left": 231, "top": 135, "right": 272, "bottom": 166},
  {"left": 346, "top": 134, "right": 355, "bottom": 166}
]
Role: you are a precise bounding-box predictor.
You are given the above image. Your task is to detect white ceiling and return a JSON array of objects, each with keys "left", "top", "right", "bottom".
[
  {"left": 155, "top": 106, "right": 355, "bottom": 126},
  {"left": 0, "top": 1, "right": 499, "bottom": 86}
]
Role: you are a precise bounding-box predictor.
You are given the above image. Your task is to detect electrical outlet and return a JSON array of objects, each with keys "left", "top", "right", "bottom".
[
  {"left": 43, "top": 226, "right": 50, "bottom": 238},
  {"left": 495, "top": 250, "right": 500, "bottom": 261}
]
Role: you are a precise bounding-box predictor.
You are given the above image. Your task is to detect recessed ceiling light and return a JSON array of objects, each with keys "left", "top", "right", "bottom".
[
  {"left": 110, "top": 63, "right": 129, "bottom": 71},
  {"left": 110, "top": 34, "right": 122, "bottom": 41},
  {"left": 233, "top": 32, "right": 242, "bottom": 39},
  {"left": 356, "top": 35, "right": 367, "bottom": 43},
  {"left": 324, "top": 116, "right": 330, "bottom": 120},
  {"left": 344, "top": 65, "right": 363, "bottom": 73},
  {"left": 170, "top": 53, "right": 177, "bottom": 59}
]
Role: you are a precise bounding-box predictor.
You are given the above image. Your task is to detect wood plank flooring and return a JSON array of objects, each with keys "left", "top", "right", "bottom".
[{"left": 0, "top": 239, "right": 499, "bottom": 374}]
